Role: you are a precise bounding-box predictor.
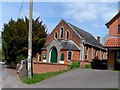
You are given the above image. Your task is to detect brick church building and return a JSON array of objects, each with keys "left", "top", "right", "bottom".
[{"left": 40, "top": 19, "right": 107, "bottom": 67}]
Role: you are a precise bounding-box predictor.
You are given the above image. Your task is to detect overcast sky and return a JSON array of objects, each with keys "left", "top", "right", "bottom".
[{"left": 0, "top": 1, "right": 119, "bottom": 47}]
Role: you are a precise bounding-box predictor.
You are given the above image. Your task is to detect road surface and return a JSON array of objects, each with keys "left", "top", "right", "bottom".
[{"left": 1, "top": 63, "right": 119, "bottom": 88}]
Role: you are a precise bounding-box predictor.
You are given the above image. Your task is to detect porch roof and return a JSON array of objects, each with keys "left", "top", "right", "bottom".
[{"left": 104, "top": 38, "right": 120, "bottom": 47}]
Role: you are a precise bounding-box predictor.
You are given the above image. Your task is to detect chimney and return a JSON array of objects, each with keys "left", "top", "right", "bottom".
[{"left": 97, "top": 36, "right": 100, "bottom": 43}]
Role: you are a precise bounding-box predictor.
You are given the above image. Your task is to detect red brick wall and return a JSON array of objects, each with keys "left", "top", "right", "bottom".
[
  {"left": 72, "top": 51, "right": 80, "bottom": 61},
  {"left": 109, "top": 17, "right": 120, "bottom": 36},
  {"left": 108, "top": 50, "right": 115, "bottom": 67},
  {"left": 88, "top": 47, "right": 92, "bottom": 62},
  {"left": 45, "top": 20, "right": 82, "bottom": 47},
  {"left": 80, "top": 61, "right": 91, "bottom": 68},
  {"left": 33, "top": 63, "right": 69, "bottom": 74}
]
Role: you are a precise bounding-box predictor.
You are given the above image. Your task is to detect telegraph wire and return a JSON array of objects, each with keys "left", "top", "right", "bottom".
[
  {"left": 48, "top": 2, "right": 63, "bottom": 20},
  {"left": 17, "top": 0, "right": 24, "bottom": 19}
]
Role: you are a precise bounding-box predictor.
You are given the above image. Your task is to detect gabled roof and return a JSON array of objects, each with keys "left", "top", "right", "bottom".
[
  {"left": 60, "top": 40, "right": 80, "bottom": 51},
  {"left": 104, "top": 38, "right": 120, "bottom": 47},
  {"left": 105, "top": 12, "right": 120, "bottom": 28},
  {"left": 68, "top": 23, "right": 104, "bottom": 50}
]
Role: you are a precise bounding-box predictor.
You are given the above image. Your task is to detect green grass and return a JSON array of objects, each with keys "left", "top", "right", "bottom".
[
  {"left": 112, "top": 70, "right": 120, "bottom": 72},
  {"left": 22, "top": 70, "right": 68, "bottom": 84},
  {"left": 85, "top": 64, "right": 91, "bottom": 69}
]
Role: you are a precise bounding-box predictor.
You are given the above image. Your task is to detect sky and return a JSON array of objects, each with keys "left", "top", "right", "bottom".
[{"left": 0, "top": 0, "right": 119, "bottom": 47}]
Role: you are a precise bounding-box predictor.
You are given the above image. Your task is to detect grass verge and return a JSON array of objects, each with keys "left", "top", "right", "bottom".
[{"left": 22, "top": 70, "right": 68, "bottom": 84}]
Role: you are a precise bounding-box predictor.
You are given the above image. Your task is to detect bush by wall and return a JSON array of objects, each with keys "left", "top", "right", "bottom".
[
  {"left": 69, "top": 61, "right": 80, "bottom": 69},
  {"left": 85, "top": 64, "right": 91, "bottom": 69},
  {"left": 91, "top": 59, "right": 107, "bottom": 70}
]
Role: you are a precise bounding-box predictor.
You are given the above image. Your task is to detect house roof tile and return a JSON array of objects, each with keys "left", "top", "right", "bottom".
[{"left": 104, "top": 38, "right": 120, "bottom": 47}]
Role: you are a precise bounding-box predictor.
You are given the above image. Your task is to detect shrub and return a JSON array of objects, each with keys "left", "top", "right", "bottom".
[
  {"left": 91, "top": 59, "right": 107, "bottom": 70},
  {"left": 69, "top": 61, "right": 80, "bottom": 69},
  {"left": 16, "top": 55, "right": 26, "bottom": 63},
  {"left": 85, "top": 64, "right": 91, "bottom": 69}
]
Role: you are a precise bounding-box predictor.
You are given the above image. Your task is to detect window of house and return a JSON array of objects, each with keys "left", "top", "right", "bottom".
[
  {"left": 61, "top": 53, "right": 64, "bottom": 61},
  {"left": 66, "top": 31, "right": 70, "bottom": 39},
  {"left": 118, "top": 25, "right": 120, "bottom": 33},
  {"left": 60, "top": 27, "right": 64, "bottom": 39},
  {"left": 94, "top": 49, "right": 98, "bottom": 58},
  {"left": 102, "top": 52, "right": 104, "bottom": 60},
  {"left": 68, "top": 51, "right": 72, "bottom": 60},
  {"left": 43, "top": 52, "right": 47, "bottom": 59},
  {"left": 54, "top": 32, "right": 58, "bottom": 39},
  {"left": 85, "top": 47, "right": 88, "bottom": 60}
]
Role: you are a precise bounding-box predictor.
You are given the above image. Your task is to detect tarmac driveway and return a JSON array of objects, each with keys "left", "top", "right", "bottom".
[
  {"left": 1, "top": 63, "right": 119, "bottom": 88},
  {"left": 32, "top": 69, "right": 119, "bottom": 88}
]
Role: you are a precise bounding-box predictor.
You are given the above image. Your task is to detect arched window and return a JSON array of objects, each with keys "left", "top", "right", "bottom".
[
  {"left": 60, "top": 27, "right": 64, "bottom": 39},
  {"left": 43, "top": 52, "right": 47, "bottom": 59},
  {"left": 54, "top": 32, "right": 58, "bottom": 39},
  {"left": 66, "top": 31, "right": 70, "bottom": 39},
  {"left": 61, "top": 53, "right": 64, "bottom": 61},
  {"left": 68, "top": 51, "right": 72, "bottom": 60}
]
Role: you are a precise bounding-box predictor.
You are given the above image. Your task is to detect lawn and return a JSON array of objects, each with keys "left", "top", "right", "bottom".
[{"left": 23, "top": 70, "right": 68, "bottom": 84}]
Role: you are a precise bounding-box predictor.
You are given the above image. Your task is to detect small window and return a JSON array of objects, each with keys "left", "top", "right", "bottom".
[
  {"left": 85, "top": 47, "right": 88, "bottom": 60},
  {"left": 68, "top": 51, "right": 72, "bottom": 60},
  {"left": 60, "top": 27, "right": 64, "bottom": 39},
  {"left": 102, "top": 52, "right": 104, "bottom": 60},
  {"left": 43, "top": 52, "right": 47, "bottom": 59},
  {"left": 94, "top": 49, "right": 98, "bottom": 58},
  {"left": 61, "top": 53, "right": 64, "bottom": 61},
  {"left": 54, "top": 32, "right": 58, "bottom": 39},
  {"left": 118, "top": 25, "right": 120, "bottom": 33},
  {"left": 66, "top": 31, "right": 70, "bottom": 39}
]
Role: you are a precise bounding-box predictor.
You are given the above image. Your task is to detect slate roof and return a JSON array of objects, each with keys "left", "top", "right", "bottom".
[
  {"left": 68, "top": 23, "right": 105, "bottom": 49},
  {"left": 104, "top": 38, "right": 120, "bottom": 47},
  {"left": 60, "top": 40, "right": 80, "bottom": 51}
]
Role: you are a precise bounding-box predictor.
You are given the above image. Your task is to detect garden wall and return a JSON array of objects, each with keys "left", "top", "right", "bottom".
[{"left": 33, "top": 62, "right": 69, "bottom": 74}]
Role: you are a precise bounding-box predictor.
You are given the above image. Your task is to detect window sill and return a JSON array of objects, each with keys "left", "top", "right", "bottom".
[{"left": 84, "top": 60, "right": 89, "bottom": 62}]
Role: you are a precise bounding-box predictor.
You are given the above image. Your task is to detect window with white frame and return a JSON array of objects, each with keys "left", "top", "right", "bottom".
[
  {"left": 61, "top": 53, "right": 64, "bottom": 61},
  {"left": 66, "top": 30, "right": 70, "bottom": 40},
  {"left": 68, "top": 51, "right": 72, "bottom": 60},
  {"left": 54, "top": 32, "right": 58, "bottom": 39},
  {"left": 94, "top": 49, "right": 98, "bottom": 58},
  {"left": 60, "top": 27, "right": 64, "bottom": 39},
  {"left": 85, "top": 47, "right": 88, "bottom": 60},
  {"left": 43, "top": 52, "right": 47, "bottom": 59}
]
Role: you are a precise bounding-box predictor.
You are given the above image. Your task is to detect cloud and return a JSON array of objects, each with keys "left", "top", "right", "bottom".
[{"left": 62, "top": 2, "right": 117, "bottom": 23}]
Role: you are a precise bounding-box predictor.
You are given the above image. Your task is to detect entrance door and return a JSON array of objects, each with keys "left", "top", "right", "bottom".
[
  {"left": 115, "top": 50, "right": 120, "bottom": 70},
  {"left": 50, "top": 47, "right": 57, "bottom": 63}
]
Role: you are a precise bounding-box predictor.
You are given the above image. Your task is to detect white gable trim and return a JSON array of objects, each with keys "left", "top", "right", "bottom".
[{"left": 69, "top": 40, "right": 81, "bottom": 50}]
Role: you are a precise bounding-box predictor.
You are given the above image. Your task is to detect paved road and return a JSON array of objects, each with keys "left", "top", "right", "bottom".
[
  {"left": 1, "top": 63, "right": 119, "bottom": 88},
  {"left": 32, "top": 69, "right": 118, "bottom": 88},
  {"left": 2, "top": 64, "right": 31, "bottom": 88}
]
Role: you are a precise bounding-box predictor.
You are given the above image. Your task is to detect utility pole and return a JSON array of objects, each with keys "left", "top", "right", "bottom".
[{"left": 28, "top": 0, "right": 33, "bottom": 79}]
